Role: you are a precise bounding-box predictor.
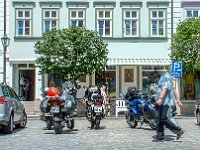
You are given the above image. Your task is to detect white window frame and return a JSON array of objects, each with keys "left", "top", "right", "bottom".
[
  {"left": 123, "top": 9, "right": 139, "bottom": 37},
  {"left": 16, "top": 9, "right": 32, "bottom": 37},
  {"left": 184, "top": 9, "right": 200, "bottom": 18},
  {"left": 96, "top": 10, "right": 113, "bottom": 37},
  {"left": 43, "top": 9, "right": 59, "bottom": 33},
  {"left": 69, "top": 9, "right": 86, "bottom": 27},
  {"left": 150, "top": 9, "right": 166, "bottom": 37}
]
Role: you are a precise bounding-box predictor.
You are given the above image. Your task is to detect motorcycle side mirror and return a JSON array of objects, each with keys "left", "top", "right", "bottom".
[{"left": 120, "top": 92, "right": 124, "bottom": 97}]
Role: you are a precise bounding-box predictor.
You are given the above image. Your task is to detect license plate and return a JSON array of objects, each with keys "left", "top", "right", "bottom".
[
  {"left": 94, "top": 106, "right": 102, "bottom": 112},
  {"left": 50, "top": 105, "right": 60, "bottom": 113}
]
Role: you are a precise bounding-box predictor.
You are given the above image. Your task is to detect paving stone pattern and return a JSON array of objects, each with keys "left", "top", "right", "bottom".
[{"left": 0, "top": 116, "right": 200, "bottom": 150}]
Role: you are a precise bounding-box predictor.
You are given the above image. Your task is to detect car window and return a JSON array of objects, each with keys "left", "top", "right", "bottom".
[
  {"left": 2, "top": 85, "right": 10, "bottom": 97},
  {"left": 8, "top": 86, "right": 19, "bottom": 100},
  {"left": 0, "top": 85, "right": 3, "bottom": 96}
]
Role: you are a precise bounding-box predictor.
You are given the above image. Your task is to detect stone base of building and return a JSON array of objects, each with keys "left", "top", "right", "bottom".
[{"left": 180, "top": 100, "right": 196, "bottom": 116}]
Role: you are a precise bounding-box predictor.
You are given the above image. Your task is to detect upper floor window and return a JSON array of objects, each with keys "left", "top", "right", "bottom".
[
  {"left": 96, "top": 10, "right": 112, "bottom": 37},
  {"left": 16, "top": 10, "right": 31, "bottom": 37},
  {"left": 69, "top": 10, "right": 85, "bottom": 27},
  {"left": 43, "top": 9, "right": 59, "bottom": 33},
  {"left": 123, "top": 10, "right": 139, "bottom": 37},
  {"left": 150, "top": 9, "right": 166, "bottom": 37},
  {"left": 186, "top": 10, "right": 199, "bottom": 18}
]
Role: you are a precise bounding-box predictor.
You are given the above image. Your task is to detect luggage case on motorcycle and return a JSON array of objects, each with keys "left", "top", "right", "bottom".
[
  {"left": 60, "top": 94, "right": 76, "bottom": 113},
  {"left": 40, "top": 97, "right": 49, "bottom": 113}
]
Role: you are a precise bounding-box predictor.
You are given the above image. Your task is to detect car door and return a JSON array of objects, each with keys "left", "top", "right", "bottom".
[
  {"left": 11, "top": 88, "right": 24, "bottom": 120},
  {"left": 7, "top": 87, "right": 21, "bottom": 122},
  {"left": 2, "top": 85, "right": 14, "bottom": 121}
]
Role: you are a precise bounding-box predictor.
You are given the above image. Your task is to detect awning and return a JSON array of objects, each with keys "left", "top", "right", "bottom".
[{"left": 107, "top": 58, "right": 171, "bottom": 66}]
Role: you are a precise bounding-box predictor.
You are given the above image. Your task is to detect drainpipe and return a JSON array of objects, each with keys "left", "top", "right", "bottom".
[{"left": 171, "top": 0, "right": 181, "bottom": 114}]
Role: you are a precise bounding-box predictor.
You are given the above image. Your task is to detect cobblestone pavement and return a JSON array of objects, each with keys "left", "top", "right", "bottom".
[{"left": 0, "top": 116, "right": 200, "bottom": 150}]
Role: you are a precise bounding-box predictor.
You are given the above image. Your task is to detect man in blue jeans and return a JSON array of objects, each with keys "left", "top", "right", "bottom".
[{"left": 154, "top": 71, "right": 185, "bottom": 141}]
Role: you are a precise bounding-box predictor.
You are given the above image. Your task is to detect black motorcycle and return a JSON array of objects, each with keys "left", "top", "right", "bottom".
[{"left": 40, "top": 82, "right": 79, "bottom": 134}]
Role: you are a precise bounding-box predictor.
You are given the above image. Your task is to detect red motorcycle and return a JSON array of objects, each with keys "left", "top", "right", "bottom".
[{"left": 90, "top": 94, "right": 104, "bottom": 129}]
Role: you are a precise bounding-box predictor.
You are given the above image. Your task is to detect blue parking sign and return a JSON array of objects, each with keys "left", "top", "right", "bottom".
[{"left": 171, "top": 61, "right": 182, "bottom": 78}]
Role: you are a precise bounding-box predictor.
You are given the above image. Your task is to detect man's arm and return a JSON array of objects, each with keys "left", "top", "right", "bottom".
[
  {"left": 173, "top": 88, "right": 183, "bottom": 107},
  {"left": 156, "top": 87, "right": 167, "bottom": 106}
]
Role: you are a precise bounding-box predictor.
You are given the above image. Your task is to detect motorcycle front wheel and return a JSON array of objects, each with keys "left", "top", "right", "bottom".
[
  {"left": 54, "top": 122, "right": 63, "bottom": 134},
  {"left": 126, "top": 113, "right": 138, "bottom": 128}
]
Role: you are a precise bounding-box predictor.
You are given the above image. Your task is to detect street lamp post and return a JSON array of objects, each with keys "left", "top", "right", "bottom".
[{"left": 1, "top": 0, "right": 10, "bottom": 83}]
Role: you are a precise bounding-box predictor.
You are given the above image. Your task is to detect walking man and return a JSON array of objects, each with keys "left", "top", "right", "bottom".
[{"left": 154, "top": 71, "right": 185, "bottom": 141}]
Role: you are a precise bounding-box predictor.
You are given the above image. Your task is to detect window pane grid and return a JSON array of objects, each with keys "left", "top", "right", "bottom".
[
  {"left": 186, "top": 10, "right": 199, "bottom": 18},
  {"left": 16, "top": 10, "right": 31, "bottom": 36},
  {"left": 97, "top": 10, "right": 112, "bottom": 37},
  {"left": 69, "top": 10, "right": 85, "bottom": 27},
  {"left": 124, "top": 10, "right": 139, "bottom": 37},
  {"left": 150, "top": 10, "right": 165, "bottom": 36},
  {"left": 43, "top": 9, "right": 58, "bottom": 32}
]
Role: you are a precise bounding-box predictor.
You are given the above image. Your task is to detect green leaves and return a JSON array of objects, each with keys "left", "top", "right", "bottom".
[
  {"left": 172, "top": 17, "right": 200, "bottom": 73},
  {"left": 34, "top": 27, "right": 108, "bottom": 82}
]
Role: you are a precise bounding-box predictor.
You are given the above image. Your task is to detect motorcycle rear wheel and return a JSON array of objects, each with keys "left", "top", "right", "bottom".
[
  {"left": 67, "top": 119, "right": 74, "bottom": 129},
  {"left": 95, "top": 118, "right": 100, "bottom": 129},
  {"left": 54, "top": 123, "right": 63, "bottom": 134},
  {"left": 126, "top": 113, "right": 138, "bottom": 128}
]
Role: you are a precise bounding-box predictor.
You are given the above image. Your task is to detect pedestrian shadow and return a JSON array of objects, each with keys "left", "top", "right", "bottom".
[
  {"left": 164, "top": 135, "right": 176, "bottom": 141},
  {"left": 87, "top": 126, "right": 106, "bottom": 130},
  {"left": 126, "top": 126, "right": 154, "bottom": 131},
  {"left": 152, "top": 135, "right": 178, "bottom": 142},
  {"left": 44, "top": 128, "right": 79, "bottom": 134}
]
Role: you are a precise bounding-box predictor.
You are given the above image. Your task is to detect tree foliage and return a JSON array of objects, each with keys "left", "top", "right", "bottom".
[
  {"left": 171, "top": 17, "right": 200, "bottom": 73},
  {"left": 34, "top": 27, "right": 109, "bottom": 83}
]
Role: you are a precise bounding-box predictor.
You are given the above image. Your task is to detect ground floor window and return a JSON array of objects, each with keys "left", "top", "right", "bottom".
[
  {"left": 48, "top": 73, "right": 62, "bottom": 89},
  {"left": 142, "top": 65, "right": 168, "bottom": 93},
  {"left": 181, "top": 73, "right": 200, "bottom": 100}
]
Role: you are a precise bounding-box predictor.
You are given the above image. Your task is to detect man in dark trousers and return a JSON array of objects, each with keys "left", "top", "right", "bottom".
[{"left": 154, "top": 71, "right": 185, "bottom": 141}]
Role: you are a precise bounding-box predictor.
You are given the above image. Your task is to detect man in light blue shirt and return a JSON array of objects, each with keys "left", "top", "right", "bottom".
[{"left": 154, "top": 72, "right": 185, "bottom": 141}]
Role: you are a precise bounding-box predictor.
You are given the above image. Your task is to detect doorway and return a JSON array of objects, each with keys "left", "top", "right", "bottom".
[{"left": 19, "top": 70, "right": 35, "bottom": 101}]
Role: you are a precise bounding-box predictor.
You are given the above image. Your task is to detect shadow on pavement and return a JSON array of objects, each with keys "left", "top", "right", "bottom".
[
  {"left": 44, "top": 128, "right": 79, "bottom": 134},
  {"left": 87, "top": 126, "right": 106, "bottom": 130},
  {"left": 0, "top": 127, "right": 27, "bottom": 136}
]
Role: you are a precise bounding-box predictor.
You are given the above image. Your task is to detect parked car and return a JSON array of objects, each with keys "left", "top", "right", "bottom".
[{"left": 0, "top": 82, "right": 27, "bottom": 134}]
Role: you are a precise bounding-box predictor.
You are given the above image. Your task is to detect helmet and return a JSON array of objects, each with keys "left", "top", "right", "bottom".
[{"left": 47, "top": 87, "right": 61, "bottom": 97}]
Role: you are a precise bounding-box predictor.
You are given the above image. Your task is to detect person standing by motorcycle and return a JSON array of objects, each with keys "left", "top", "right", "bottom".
[
  {"left": 154, "top": 71, "right": 185, "bottom": 141},
  {"left": 100, "top": 84, "right": 108, "bottom": 115}
]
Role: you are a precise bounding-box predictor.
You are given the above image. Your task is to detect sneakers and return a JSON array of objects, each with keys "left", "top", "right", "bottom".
[{"left": 176, "top": 129, "right": 185, "bottom": 140}]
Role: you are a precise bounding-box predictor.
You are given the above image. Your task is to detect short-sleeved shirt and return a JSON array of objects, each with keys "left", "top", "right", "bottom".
[{"left": 156, "top": 72, "right": 174, "bottom": 106}]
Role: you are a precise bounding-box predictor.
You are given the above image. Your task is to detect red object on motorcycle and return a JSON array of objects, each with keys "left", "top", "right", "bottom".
[
  {"left": 94, "top": 100, "right": 102, "bottom": 106},
  {"left": 47, "top": 87, "right": 61, "bottom": 98},
  {"left": 52, "top": 101, "right": 58, "bottom": 106}
]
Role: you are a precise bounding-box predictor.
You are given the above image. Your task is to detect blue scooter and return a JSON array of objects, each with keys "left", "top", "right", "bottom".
[{"left": 122, "top": 87, "right": 157, "bottom": 130}]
